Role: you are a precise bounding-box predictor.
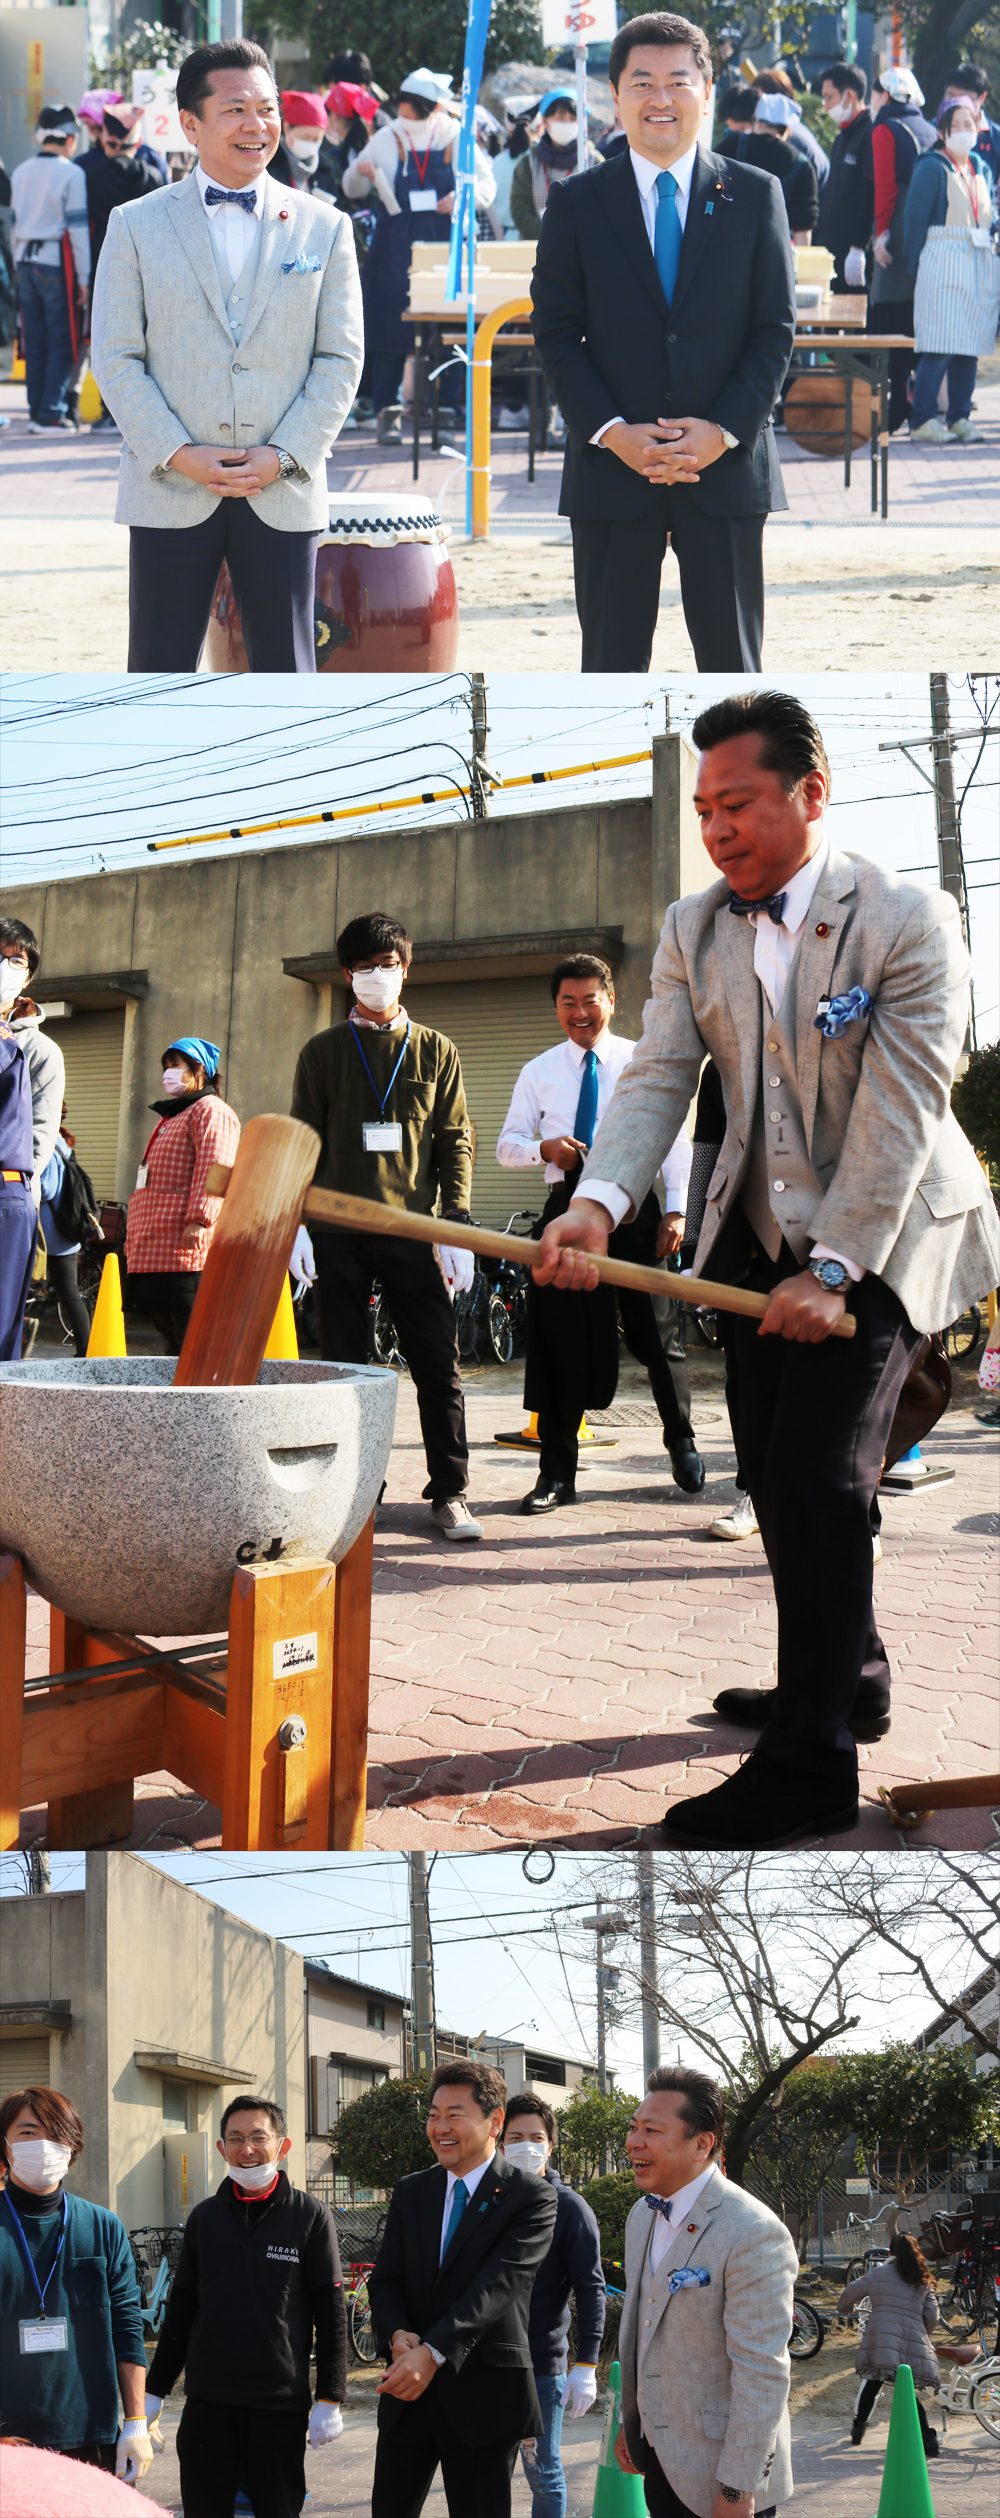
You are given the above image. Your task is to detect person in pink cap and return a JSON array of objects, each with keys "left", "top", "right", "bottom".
[{"left": 272, "top": 88, "right": 329, "bottom": 191}]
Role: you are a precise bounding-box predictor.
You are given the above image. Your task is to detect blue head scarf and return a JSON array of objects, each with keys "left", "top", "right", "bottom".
[{"left": 166, "top": 1035, "right": 220, "bottom": 1080}]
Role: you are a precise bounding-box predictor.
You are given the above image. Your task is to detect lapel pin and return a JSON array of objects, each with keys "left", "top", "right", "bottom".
[
  {"left": 687, "top": 2223, "right": 698, "bottom": 2233},
  {"left": 279, "top": 208, "right": 289, "bottom": 220},
  {"left": 815, "top": 922, "right": 831, "bottom": 937}
]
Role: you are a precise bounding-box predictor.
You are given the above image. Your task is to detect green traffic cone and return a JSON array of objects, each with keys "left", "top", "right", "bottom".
[
  {"left": 871, "top": 2364, "right": 937, "bottom": 2518},
  {"left": 592, "top": 2360, "right": 646, "bottom": 2517}
]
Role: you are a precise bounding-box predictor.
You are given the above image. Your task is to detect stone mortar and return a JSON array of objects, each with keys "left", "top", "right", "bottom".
[{"left": 0, "top": 1358, "right": 397, "bottom": 1637}]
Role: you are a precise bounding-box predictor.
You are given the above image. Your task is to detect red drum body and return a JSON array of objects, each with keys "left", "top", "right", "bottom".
[{"left": 202, "top": 494, "right": 459, "bottom": 676}]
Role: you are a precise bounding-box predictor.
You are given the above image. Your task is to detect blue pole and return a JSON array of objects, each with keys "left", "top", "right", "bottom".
[{"left": 445, "top": 0, "right": 493, "bottom": 537}]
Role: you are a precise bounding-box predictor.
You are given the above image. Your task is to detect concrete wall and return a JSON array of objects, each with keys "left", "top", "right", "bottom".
[
  {"left": 306, "top": 1972, "right": 405, "bottom": 2078},
  {"left": 0, "top": 1889, "right": 87, "bottom": 2177},
  {"left": 0, "top": 742, "right": 707, "bottom": 1197}
]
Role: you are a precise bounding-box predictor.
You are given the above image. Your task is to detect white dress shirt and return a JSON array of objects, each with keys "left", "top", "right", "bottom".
[
  {"left": 196, "top": 159, "right": 264, "bottom": 282},
  {"left": 439, "top": 2151, "right": 496, "bottom": 2264},
  {"left": 645, "top": 2164, "right": 717, "bottom": 2274},
  {"left": 497, "top": 1030, "right": 692, "bottom": 1213}
]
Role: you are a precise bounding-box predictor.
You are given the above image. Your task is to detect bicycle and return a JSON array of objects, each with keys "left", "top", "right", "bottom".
[
  {"left": 345, "top": 2258, "right": 379, "bottom": 2362},
  {"left": 934, "top": 2341, "right": 1000, "bottom": 2442},
  {"left": 788, "top": 2294, "right": 824, "bottom": 2360},
  {"left": 943, "top": 1305, "right": 985, "bottom": 1366},
  {"left": 843, "top": 2203, "right": 897, "bottom": 2285}
]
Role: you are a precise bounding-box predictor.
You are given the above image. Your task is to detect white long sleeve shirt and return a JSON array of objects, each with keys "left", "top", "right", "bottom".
[
  {"left": 342, "top": 114, "right": 496, "bottom": 212},
  {"left": 497, "top": 1030, "right": 692, "bottom": 1213},
  {"left": 11, "top": 151, "right": 90, "bottom": 284},
  {"left": 644, "top": 2164, "right": 717, "bottom": 2274},
  {"left": 195, "top": 159, "right": 264, "bottom": 282}
]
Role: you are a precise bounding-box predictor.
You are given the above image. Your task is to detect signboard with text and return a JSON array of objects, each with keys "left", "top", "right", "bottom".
[
  {"left": 132, "top": 67, "right": 186, "bottom": 158},
  {"left": 540, "top": 0, "right": 618, "bottom": 45}
]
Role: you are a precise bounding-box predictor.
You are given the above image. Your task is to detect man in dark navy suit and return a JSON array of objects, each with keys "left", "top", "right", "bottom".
[
  {"left": 367, "top": 2060, "right": 557, "bottom": 2518},
  {"left": 530, "top": 12, "right": 796, "bottom": 673}
]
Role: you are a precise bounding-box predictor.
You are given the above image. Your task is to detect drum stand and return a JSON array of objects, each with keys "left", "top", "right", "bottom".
[{"left": 0, "top": 1521, "right": 374, "bottom": 1853}]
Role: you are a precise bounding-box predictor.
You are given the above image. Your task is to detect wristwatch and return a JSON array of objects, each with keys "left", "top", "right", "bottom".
[
  {"left": 809, "top": 1257, "right": 850, "bottom": 1294},
  {"left": 273, "top": 446, "right": 299, "bottom": 481},
  {"left": 719, "top": 2491, "right": 746, "bottom": 2507}
]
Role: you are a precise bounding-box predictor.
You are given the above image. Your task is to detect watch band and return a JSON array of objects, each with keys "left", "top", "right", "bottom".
[
  {"left": 273, "top": 446, "right": 298, "bottom": 481},
  {"left": 809, "top": 1256, "right": 849, "bottom": 1293},
  {"left": 719, "top": 2491, "right": 747, "bottom": 2508}
]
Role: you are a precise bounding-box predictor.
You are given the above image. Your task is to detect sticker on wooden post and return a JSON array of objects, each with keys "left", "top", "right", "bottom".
[{"left": 273, "top": 1631, "right": 319, "bottom": 1680}]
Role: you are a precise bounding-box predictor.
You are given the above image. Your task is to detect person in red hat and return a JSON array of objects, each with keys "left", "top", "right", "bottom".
[
  {"left": 272, "top": 89, "right": 329, "bottom": 191},
  {"left": 318, "top": 82, "right": 378, "bottom": 212}
]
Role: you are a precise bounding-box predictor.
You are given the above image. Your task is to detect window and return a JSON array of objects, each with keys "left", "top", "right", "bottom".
[
  {"left": 367, "top": 2001, "right": 385, "bottom": 2032},
  {"left": 524, "top": 2054, "right": 567, "bottom": 2087},
  {"left": 162, "top": 2081, "right": 188, "bottom": 2128}
]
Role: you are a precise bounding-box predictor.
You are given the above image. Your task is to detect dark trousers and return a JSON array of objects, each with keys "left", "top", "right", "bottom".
[
  {"left": 54, "top": 2443, "right": 118, "bottom": 2471},
  {"left": 46, "top": 1251, "right": 91, "bottom": 1354},
  {"left": 313, "top": 1229, "right": 469, "bottom": 1503},
  {"left": 177, "top": 2399, "right": 306, "bottom": 2518},
  {"left": 372, "top": 2398, "right": 520, "bottom": 2518},
  {"left": 643, "top": 2448, "right": 774, "bottom": 2517},
  {"left": 912, "top": 351, "right": 977, "bottom": 431},
  {"left": 529, "top": 1182, "right": 692, "bottom": 1488},
  {"left": 571, "top": 499, "right": 765, "bottom": 672},
  {"left": 0, "top": 1180, "right": 38, "bottom": 1360},
  {"left": 17, "top": 262, "right": 74, "bottom": 423},
  {"left": 730, "top": 1243, "right": 923, "bottom": 1777},
  {"left": 866, "top": 297, "right": 915, "bottom": 433},
  {"left": 127, "top": 502, "right": 320, "bottom": 672},
  {"left": 123, "top": 1264, "right": 201, "bottom": 1356},
  {"left": 855, "top": 2376, "right": 936, "bottom": 2452}
]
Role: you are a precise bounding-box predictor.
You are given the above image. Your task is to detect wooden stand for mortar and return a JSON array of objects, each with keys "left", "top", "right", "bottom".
[{"left": 0, "top": 1524, "right": 373, "bottom": 1852}]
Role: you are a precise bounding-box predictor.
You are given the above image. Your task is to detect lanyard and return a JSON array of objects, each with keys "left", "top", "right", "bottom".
[
  {"left": 405, "top": 136, "right": 435, "bottom": 188},
  {"left": 4, "top": 2187, "right": 68, "bottom": 2317},
  {"left": 350, "top": 1018, "right": 410, "bottom": 1117}
]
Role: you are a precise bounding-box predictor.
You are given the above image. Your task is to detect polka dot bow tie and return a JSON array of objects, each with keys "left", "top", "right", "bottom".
[
  {"left": 727, "top": 889, "right": 787, "bottom": 926},
  {"left": 646, "top": 2195, "right": 673, "bottom": 2220},
  {"left": 204, "top": 186, "right": 257, "bottom": 211}
]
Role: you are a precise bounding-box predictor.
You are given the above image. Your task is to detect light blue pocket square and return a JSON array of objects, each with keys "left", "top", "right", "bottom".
[
  {"left": 814, "top": 986, "right": 872, "bottom": 1039},
  {"left": 669, "top": 2266, "right": 711, "bottom": 2292},
  {"left": 282, "top": 252, "right": 323, "bottom": 274}
]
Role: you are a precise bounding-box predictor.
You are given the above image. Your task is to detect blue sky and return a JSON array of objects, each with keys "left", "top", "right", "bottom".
[{"left": 2, "top": 671, "right": 996, "bottom": 1038}]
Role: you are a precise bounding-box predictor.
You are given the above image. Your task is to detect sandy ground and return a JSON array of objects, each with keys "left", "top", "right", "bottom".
[{"left": 2, "top": 514, "right": 998, "bottom": 674}]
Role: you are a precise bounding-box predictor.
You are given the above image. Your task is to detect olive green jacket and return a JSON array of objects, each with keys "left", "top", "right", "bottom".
[{"left": 291, "top": 1018, "right": 473, "bottom": 1218}]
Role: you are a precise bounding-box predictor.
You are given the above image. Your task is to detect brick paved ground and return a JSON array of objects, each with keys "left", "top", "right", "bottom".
[{"left": 17, "top": 1353, "right": 998, "bottom": 1853}]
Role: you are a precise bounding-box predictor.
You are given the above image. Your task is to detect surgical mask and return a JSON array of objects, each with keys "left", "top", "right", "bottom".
[
  {"left": 945, "top": 127, "right": 976, "bottom": 157},
  {"left": 827, "top": 100, "right": 855, "bottom": 125},
  {"left": 504, "top": 2139, "right": 549, "bottom": 2173},
  {"left": 161, "top": 1067, "right": 190, "bottom": 1095},
  {"left": 547, "top": 120, "right": 578, "bottom": 146},
  {"left": 290, "top": 136, "right": 321, "bottom": 168},
  {"left": 0, "top": 958, "right": 28, "bottom": 1007},
  {"left": 224, "top": 2155, "right": 281, "bottom": 2191},
  {"left": 351, "top": 966, "right": 402, "bottom": 1014},
  {"left": 400, "top": 115, "right": 436, "bottom": 145},
  {"left": 7, "top": 2139, "right": 73, "bottom": 2190}
]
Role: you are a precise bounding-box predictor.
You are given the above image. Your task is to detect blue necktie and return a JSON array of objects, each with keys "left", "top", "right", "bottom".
[
  {"left": 443, "top": 2178, "right": 468, "bottom": 2251},
  {"left": 572, "top": 1048, "right": 599, "bottom": 1151},
  {"left": 204, "top": 185, "right": 257, "bottom": 211},
  {"left": 727, "top": 889, "right": 787, "bottom": 926},
  {"left": 646, "top": 2194, "right": 673, "bottom": 2221},
  {"left": 653, "top": 169, "right": 683, "bottom": 304}
]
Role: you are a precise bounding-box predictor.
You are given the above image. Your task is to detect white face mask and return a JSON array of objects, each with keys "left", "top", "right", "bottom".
[
  {"left": 161, "top": 1067, "right": 189, "bottom": 1095},
  {"left": 351, "top": 966, "right": 402, "bottom": 1014},
  {"left": 504, "top": 2139, "right": 549, "bottom": 2173},
  {"left": 224, "top": 2155, "right": 281, "bottom": 2190},
  {"left": 827, "top": 99, "right": 855, "bottom": 125},
  {"left": 547, "top": 119, "right": 578, "bottom": 146},
  {"left": 290, "top": 135, "right": 321, "bottom": 168},
  {"left": 400, "top": 115, "right": 436, "bottom": 145},
  {"left": 8, "top": 2139, "right": 73, "bottom": 2191},
  {"left": 0, "top": 958, "right": 29, "bottom": 1007},
  {"left": 945, "top": 127, "right": 976, "bottom": 157}
]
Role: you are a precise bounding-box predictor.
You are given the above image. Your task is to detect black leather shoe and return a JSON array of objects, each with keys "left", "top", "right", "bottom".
[
  {"left": 669, "top": 1438, "right": 705, "bottom": 1493},
  {"left": 849, "top": 2424, "right": 865, "bottom": 2446},
  {"left": 521, "top": 1481, "right": 577, "bottom": 1515},
  {"left": 711, "top": 1683, "right": 891, "bottom": 1744},
  {"left": 661, "top": 1747, "right": 859, "bottom": 1848}
]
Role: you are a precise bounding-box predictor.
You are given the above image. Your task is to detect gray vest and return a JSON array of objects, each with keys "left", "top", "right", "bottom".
[
  {"left": 205, "top": 209, "right": 265, "bottom": 344},
  {"left": 635, "top": 2231, "right": 680, "bottom": 2442},
  {"left": 740, "top": 977, "right": 824, "bottom": 1264}
]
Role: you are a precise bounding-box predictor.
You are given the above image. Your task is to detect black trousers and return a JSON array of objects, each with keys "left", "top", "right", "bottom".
[
  {"left": 855, "top": 2376, "right": 936, "bottom": 2450},
  {"left": 123, "top": 1264, "right": 201, "bottom": 1356},
  {"left": 866, "top": 296, "right": 916, "bottom": 434},
  {"left": 176, "top": 2398, "right": 307, "bottom": 2518},
  {"left": 571, "top": 499, "right": 765, "bottom": 673},
  {"left": 313, "top": 1229, "right": 469, "bottom": 1503},
  {"left": 643, "top": 2447, "right": 775, "bottom": 2518},
  {"left": 730, "top": 1243, "right": 923, "bottom": 1777},
  {"left": 372, "top": 2398, "right": 520, "bottom": 2518},
  {"left": 46, "top": 1251, "right": 91, "bottom": 1354},
  {"left": 128, "top": 501, "right": 320, "bottom": 672},
  {"left": 527, "top": 1182, "right": 692, "bottom": 1488}
]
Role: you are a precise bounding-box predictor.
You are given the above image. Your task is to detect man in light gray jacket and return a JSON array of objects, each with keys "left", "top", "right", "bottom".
[
  {"left": 534, "top": 686, "right": 999, "bottom": 1848},
  {"left": 616, "top": 2069, "right": 797, "bottom": 2518},
  {"left": 91, "top": 38, "right": 363, "bottom": 672}
]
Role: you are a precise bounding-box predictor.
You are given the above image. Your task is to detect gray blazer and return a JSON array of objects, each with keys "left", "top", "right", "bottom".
[
  {"left": 581, "top": 844, "right": 999, "bottom": 1335},
  {"left": 91, "top": 171, "right": 364, "bottom": 531},
  {"left": 619, "top": 2169, "right": 798, "bottom": 2516}
]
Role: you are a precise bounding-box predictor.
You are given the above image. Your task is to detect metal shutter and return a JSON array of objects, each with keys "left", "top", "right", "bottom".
[
  {"left": 0, "top": 2038, "right": 50, "bottom": 2101},
  {"left": 410, "top": 979, "right": 560, "bottom": 1228},
  {"left": 44, "top": 1012, "right": 126, "bottom": 1199}
]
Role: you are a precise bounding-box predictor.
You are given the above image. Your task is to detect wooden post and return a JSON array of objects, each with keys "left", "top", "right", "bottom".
[
  {"left": 223, "top": 1556, "right": 338, "bottom": 1850},
  {"left": 46, "top": 1607, "right": 136, "bottom": 1850},
  {"left": 330, "top": 1514, "right": 374, "bottom": 1850},
  {"left": 0, "top": 1554, "right": 27, "bottom": 1850}
]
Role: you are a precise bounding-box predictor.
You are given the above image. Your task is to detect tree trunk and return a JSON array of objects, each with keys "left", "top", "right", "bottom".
[{"left": 911, "top": 0, "right": 989, "bottom": 122}]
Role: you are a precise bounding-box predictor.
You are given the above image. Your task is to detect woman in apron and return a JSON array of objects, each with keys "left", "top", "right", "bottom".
[
  {"left": 904, "top": 95, "right": 999, "bottom": 442},
  {"left": 345, "top": 68, "right": 495, "bottom": 440}
]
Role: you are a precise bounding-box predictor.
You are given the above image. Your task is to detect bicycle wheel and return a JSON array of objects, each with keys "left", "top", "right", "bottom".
[
  {"left": 487, "top": 1293, "right": 514, "bottom": 1367},
  {"left": 970, "top": 2363, "right": 1000, "bottom": 2441},
  {"left": 789, "top": 2298, "right": 824, "bottom": 2360},
  {"left": 977, "top": 2277, "right": 1000, "bottom": 2360},
  {"left": 349, "top": 2278, "right": 378, "bottom": 2364},
  {"left": 844, "top": 2259, "right": 866, "bottom": 2286},
  {"left": 944, "top": 1307, "right": 984, "bottom": 1365}
]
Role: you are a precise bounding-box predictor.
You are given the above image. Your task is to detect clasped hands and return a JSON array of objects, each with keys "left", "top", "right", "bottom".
[
  {"left": 167, "top": 442, "right": 282, "bottom": 495},
  {"left": 376, "top": 2328, "right": 438, "bottom": 2401},
  {"left": 603, "top": 415, "right": 728, "bottom": 486},
  {"left": 534, "top": 1202, "right": 847, "bottom": 1342}
]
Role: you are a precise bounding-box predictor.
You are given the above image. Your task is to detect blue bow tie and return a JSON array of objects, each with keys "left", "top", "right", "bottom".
[
  {"left": 727, "top": 889, "right": 787, "bottom": 927},
  {"left": 646, "top": 2194, "right": 673, "bottom": 2220},
  {"left": 204, "top": 185, "right": 258, "bottom": 211}
]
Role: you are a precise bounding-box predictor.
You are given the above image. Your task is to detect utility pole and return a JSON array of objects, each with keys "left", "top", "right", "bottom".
[
  {"left": 470, "top": 671, "right": 490, "bottom": 820},
  {"left": 27, "top": 1852, "right": 50, "bottom": 1893},
  {"left": 929, "top": 675, "right": 967, "bottom": 942},
  {"left": 637, "top": 1854, "right": 661, "bottom": 2084},
  {"left": 582, "top": 1901, "right": 628, "bottom": 2169},
  {"left": 408, "top": 1854, "right": 436, "bottom": 2077}
]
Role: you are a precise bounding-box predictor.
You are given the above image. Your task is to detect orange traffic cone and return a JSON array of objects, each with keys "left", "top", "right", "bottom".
[
  {"left": 86, "top": 1255, "right": 127, "bottom": 1358},
  {"left": 262, "top": 1273, "right": 299, "bottom": 1362}
]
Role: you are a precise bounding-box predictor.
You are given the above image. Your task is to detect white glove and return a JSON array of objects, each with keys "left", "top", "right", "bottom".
[
  {"left": 436, "top": 1243, "right": 475, "bottom": 1295},
  {"left": 563, "top": 2363, "right": 598, "bottom": 2416},
  {"left": 873, "top": 230, "right": 893, "bottom": 268},
  {"left": 144, "top": 2395, "right": 166, "bottom": 2451},
  {"left": 308, "top": 2400, "right": 344, "bottom": 2446},
  {"left": 844, "top": 247, "right": 867, "bottom": 288},
  {"left": 289, "top": 1224, "right": 316, "bottom": 1284},
  {"left": 116, "top": 2418, "right": 153, "bottom": 2481}
]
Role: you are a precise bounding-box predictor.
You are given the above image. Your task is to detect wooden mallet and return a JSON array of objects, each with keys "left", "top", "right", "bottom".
[{"left": 184, "top": 1116, "right": 855, "bottom": 1388}]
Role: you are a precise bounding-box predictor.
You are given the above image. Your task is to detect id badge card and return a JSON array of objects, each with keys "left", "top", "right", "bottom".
[
  {"left": 409, "top": 188, "right": 438, "bottom": 212},
  {"left": 969, "top": 226, "right": 992, "bottom": 247},
  {"left": 19, "top": 2318, "right": 68, "bottom": 2354},
  {"left": 363, "top": 1122, "right": 403, "bottom": 1153},
  {"left": 135, "top": 1163, "right": 148, "bottom": 1188}
]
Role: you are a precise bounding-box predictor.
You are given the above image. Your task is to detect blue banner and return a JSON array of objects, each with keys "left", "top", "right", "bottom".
[{"left": 445, "top": 0, "right": 493, "bottom": 301}]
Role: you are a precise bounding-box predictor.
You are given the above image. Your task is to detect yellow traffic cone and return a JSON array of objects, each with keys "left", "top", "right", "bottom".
[
  {"left": 11, "top": 354, "right": 26, "bottom": 381},
  {"left": 78, "top": 365, "right": 103, "bottom": 423},
  {"left": 262, "top": 1273, "right": 299, "bottom": 1362},
  {"left": 86, "top": 1255, "right": 127, "bottom": 1358}
]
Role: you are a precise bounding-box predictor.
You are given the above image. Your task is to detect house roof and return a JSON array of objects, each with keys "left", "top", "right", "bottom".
[
  {"left": 917, "top": 1965, "right": 999, "bottom": 2049},
  {"left": 304, "top": 1960, "right": 407, "bottom": 2007}
]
